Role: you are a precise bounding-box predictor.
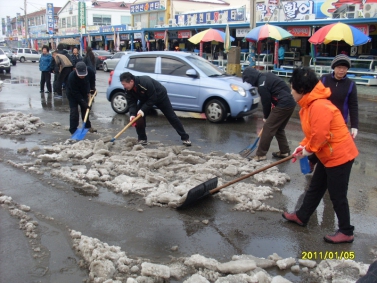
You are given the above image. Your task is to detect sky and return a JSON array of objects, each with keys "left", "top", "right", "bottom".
[{"left": 0, "top": 0, "right": 68, "bottom": 36}]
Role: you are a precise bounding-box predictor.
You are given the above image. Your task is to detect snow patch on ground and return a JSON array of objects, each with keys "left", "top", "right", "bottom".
[
  {"left": 0, "top": 192, "right": 371, "bottom": 283},
  {"left": 0, "top": 111, "right": 44, "bottom": 135},
  {"left": 9, "top": 137, "right": 292, "bottom": 212}
]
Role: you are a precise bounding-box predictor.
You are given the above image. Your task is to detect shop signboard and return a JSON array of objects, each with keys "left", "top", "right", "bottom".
[
  {"left": 100, "top": 25, "right": 128, "bottom": 33},
  {"left": 106, "top": 35, "right": 114, "bottom": 40},
  {"left": 286, "top": 26, "right": 311, "bottom": 37},
  {"left": 120, "top": 34, "right": 129, "bottom": 40},
  {"left": 94, "top": 36, "right": 102, "bottom": 41},
  {"left": 46, "top": 3, "right": 54, "bottom": 35},
  {"left": 236, "top": 28, "right": 250, "bottom": 38},
  {"left": 154, "top": 31, "right": 165, "bottom": 39},
  {"left": 134, "top": 33, "right": 142, "bottom": 39},
  {"left": 178, "top": 30, "right": 191, "bottom": 38},
  {"left": 130, "top": 1, "right": 166, "bottom": 14},
  {"left": 175, "top": 6, "right": 246, "bottom": 25},
  {"left": 78, "top": 2, "right": 86, "bottom": 33}
]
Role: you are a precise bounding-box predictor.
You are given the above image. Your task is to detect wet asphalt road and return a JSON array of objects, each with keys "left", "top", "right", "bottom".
[{"left": 0, "top": 64, "right": 377, "bottom": 283}]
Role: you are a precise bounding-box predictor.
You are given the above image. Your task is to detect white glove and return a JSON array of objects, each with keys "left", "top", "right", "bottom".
[
  {"left": 351, "top": 128, "right": 358, "bottom": 139},
  {"left": 137, "top": 110, "right": 144, "bottom": 117},
  {"left": 130, "top": 115, "right": 135, "bottom": 122},
  {"left": 262, "top": 118, "right": 266, "bottom": 123}
]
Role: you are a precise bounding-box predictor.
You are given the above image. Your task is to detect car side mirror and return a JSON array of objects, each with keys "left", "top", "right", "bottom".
[{"left": 186, "top": 69, "right": 198, "bottom": 78}]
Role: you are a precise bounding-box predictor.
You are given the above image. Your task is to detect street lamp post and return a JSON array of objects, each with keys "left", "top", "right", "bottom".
[{"left": 21, "top": 0, "right": 28, "bottom": 48}]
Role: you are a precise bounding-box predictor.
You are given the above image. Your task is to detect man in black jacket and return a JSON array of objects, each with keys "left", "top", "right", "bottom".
[
  {"left": 242, "top": 67, "right": 296, "bottom": 161},
  {"left": 119, "top": 72, "right": 191, "bottom": 146},
  {"left": 66, "top": 62, "right": 96, "bottom": 134}
]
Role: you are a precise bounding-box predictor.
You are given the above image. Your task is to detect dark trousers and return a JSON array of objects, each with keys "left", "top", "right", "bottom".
[
  {"left": 296, "top": 159, "right": 355, "bottom": 235},
  {"left": 68, "top": 98, "right": 91, "bottom": 134},
  {"left": 256, "top": 106, "right": 295, "bottom": 156},
  {"left": 278, "top": 59, "right": 284, "bottom": 68},
  {"left": 54, "top": 67, "right": 72, "bottom": 95},
  {"left": 135, "top": 96, "right": 189, "bottom": 141},
  {"left": 40, "top": 71, "right": 52, "bottom": 92}
]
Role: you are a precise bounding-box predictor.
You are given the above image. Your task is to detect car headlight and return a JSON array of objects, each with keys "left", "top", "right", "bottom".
[
  {"left": 230, "top": 84, "right": 246, "bottom": 97},
  {"left": 3, "top": 57, "right": 9, "bottom": 63}
]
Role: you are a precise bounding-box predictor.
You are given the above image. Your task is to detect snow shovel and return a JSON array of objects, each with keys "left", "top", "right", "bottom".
[
  {"left": 107, "top": 114, "right": 142, "bottom": 143},
  {"left": 71, "top": 90, "right": 97, "bottom": 140},
  {"left": 239, "top": 128, "right": 263, "bottom": 159},
  {"left": 177, "top": 155, "right": 293, "bottom": 209}
]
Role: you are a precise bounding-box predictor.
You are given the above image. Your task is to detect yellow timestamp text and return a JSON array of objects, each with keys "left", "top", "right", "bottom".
[{"left": 301, "top": 251, "right": 355, "bottom": 260}]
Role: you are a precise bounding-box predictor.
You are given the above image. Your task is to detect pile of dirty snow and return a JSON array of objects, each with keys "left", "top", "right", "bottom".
[
  {"left": 10, "top": 137, "right": 290, "bottom": 212},
  {"left": 0, "top": 193, "right": 372, "bottom": 283},
  {"left": 0, "top": 111, "right": 44, "bottom": 135}
]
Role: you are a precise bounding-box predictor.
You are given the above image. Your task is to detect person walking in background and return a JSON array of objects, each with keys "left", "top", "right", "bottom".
[
  {"left": 308, "top": 54, "right": 359, "bottom": 172},
  {"left": 66, "top": 62, "right": 96, "bottom": 134},
  {"left": 242, "top": 66, "right": 296, "bottom": 161},
  {"left": 52, "top": 49, "right": 73, "bottom": 99},
  {"left": 283, "top": 67, "right": 358, "bottom": 244},
  {"left": 71, "top": 47, "right": 83, "bottom": 68},
  {"left": 39, "top": 45, "right": 53, "bottom": 93},
  {"left": 119, "top": 72, "right": 191, "bottom": 146},
  {"left": 83, "top": 47, "right": 96, "bottom": 74},
  {"left": 278, "top": 45, "right": 285, "bottom": 68}
]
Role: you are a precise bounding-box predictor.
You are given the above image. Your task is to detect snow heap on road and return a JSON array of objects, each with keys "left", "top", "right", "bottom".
[
  {"left": 68, "top": 228, "right": 370, "bottom": 283},
  {"left": 10, "top": 137, "right": 290, "bottom": 212},
  {"left": 0, "top": 111, "right": 44, "bottom": 135}
]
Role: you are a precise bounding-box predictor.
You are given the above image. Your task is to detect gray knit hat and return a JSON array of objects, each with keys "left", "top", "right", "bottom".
[{"left": 331, "top": 54, "right": 351, "bottom": 69}]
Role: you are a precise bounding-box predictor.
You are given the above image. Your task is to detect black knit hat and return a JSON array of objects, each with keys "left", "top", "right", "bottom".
[{"left": 331, "top": 54, "right": 351, "bottom": 69}]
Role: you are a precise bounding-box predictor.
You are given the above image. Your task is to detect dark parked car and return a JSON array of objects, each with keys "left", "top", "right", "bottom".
[{"left": 94, "top": 50, "right": 113, "bottom": 70}]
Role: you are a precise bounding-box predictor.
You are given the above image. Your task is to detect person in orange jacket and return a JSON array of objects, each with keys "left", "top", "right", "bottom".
[{"left": 282, "top": 67, "right": 358, "bottom": 244}]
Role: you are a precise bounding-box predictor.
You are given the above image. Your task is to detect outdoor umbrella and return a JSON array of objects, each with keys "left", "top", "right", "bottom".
[
  {"left": 224, "top": 24, "right": 231, "bottom": 53},
  {"left": 59, "top": 38, "right": 80, "bottom": 45},
  {"left": 245, "top": 24, "right": 293, "bottom": 69},
  {"left": 189, "top": 28, "right": 235, "bottom": 56},
  {"left": 309, "top": 22, "right": 370, "bottom": 46},
  {"left": 245, "top": 23, "right": 293, "bottom": 42}
]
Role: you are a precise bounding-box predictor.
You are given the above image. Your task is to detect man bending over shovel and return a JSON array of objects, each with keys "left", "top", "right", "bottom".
[
  {"left": 119, "top": 72, "right": 191, "bottom": 146},
  {"left": 66, "top": 62, "right": 97, "bottom": 134}
]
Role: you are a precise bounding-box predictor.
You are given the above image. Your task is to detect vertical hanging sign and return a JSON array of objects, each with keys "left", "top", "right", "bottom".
[
  {"left": 78, "top": 1, "right": 86, "bottom": 34},
  {"left": 46, "top": 3, "right": 54, "bottom": 35}
]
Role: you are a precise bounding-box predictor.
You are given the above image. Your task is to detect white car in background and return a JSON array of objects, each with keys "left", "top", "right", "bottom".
[
  {"left": 102, "top": 51, "right": 135, "bottom": 72},
  {"left": 0, "top": 48, "right": 11, "bottom": 73},
  {"left": 16, "top": 48, "right": 41, "bottom": 63}
]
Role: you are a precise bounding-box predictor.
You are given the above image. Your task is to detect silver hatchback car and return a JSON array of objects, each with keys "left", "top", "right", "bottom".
[
  {"left": 102, "top": 51, "right": 135, "bottom": 72},
  {"left": 16, "top": 48, "right": 41, "bottom": 63},
  {"left": 106, "top": 51, "right": 260, "bottom": 123}
]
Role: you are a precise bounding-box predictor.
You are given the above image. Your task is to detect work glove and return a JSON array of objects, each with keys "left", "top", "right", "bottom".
[
  {"left": 130, "top": 115, "right": 137, "bottom": 127},
  {"left": 292, "top": 146, "right": 313, "bottom": 163},
  {"left": 351, "top": 128, "right": 358, "bottom": 139},
  {"left": 90, "top": 89, "right": 96, "bottom": 95},
  {"left": 137, "top": 110, "right": 144, "bottom": 117},
  {"left": 263, "top": 118, "right": 267, "bottom": 123}
]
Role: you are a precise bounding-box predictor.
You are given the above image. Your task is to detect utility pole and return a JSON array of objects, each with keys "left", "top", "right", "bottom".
[
  {"left": 24, "top": 0, "right": 28, "bottom": 47},
  {"left": 249, "top": 0, "right": 256, "bottom": 67}
]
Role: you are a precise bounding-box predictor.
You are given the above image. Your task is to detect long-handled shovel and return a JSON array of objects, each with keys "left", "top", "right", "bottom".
[
  {"left": 239, "top": 128, "right": 263, "bottom": 159},
  {"left": 71, "top": 91, "right": 97, "bottom": 140},
  {"left": 177, "top": 155, "right": 293, "bottom": 209},
  {"left": 107, "top": 114, "right": 142, "bottom": 143}
]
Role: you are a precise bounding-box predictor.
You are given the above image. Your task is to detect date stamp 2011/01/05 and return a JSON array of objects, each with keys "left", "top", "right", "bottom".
[{"left": 301, "top": 251, "right": 355, "bottom": 260}]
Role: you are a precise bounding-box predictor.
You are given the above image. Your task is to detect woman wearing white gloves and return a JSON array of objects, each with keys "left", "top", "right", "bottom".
[{"left": 282, "top": 67, "right": 358, "bottom": 244}]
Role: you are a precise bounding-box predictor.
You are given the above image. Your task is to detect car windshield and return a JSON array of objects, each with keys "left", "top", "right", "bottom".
[
  {"left": 186, "top": 55, "right": 225, "bottom": 77},
  {"left": 0, "top": 49, "right": 4, "bottom": 55}
]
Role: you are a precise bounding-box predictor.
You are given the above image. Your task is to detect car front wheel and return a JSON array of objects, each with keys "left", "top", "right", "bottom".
[
  {"left": 103, "top": 63, "right": 108, "bottom": 72},
  {"left": 20, "top": 57, "right": 25, "bottom": 63},
  {"left": 205, "top": 99, "right": 227, "bottom": 123},
  {"left": 111, "top": 92, "right": 129, "bottom": 114}
]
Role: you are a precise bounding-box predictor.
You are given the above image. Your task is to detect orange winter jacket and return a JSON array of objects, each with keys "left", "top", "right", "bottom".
[{"left": 298, "top": 81, "right": 358, "bottom": 167}]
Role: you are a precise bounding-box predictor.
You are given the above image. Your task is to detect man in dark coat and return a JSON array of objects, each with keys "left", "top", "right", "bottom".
[
  {"left": 119, "top": 72, "right": 191, "bottom": 146},
  {"left": 242, "top": 66, "right": 296, "bottom": 161},
  {"left": 66, "top": 62, "right": 96, "bottom": 134}
]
